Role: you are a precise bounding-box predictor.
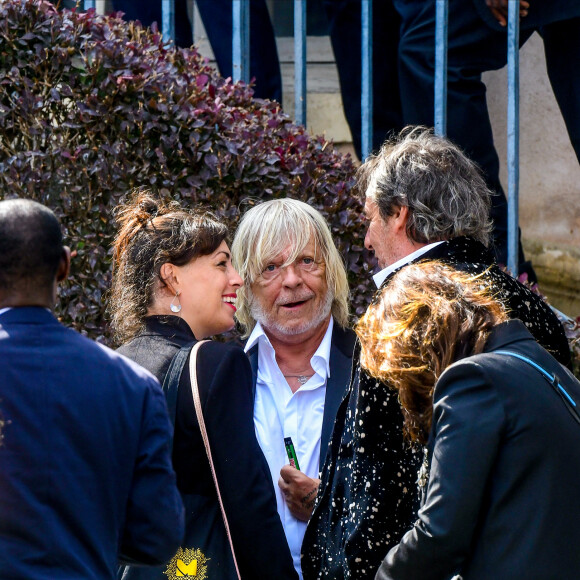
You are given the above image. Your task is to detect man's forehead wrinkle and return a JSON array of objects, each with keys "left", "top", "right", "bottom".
[
  {"left": 263, "top": 232, "right": 317, "bottom": 268},
  {"left": 363, "top": 197, "right": 377, "bottom": 217},
  {"left": 275, "top": 243, "right": 313, "bottom": 268}
]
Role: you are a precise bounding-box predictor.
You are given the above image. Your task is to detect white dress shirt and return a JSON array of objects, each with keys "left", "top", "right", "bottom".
[
  {"left": 372, "top": 241, "right": 445, "bottom": 288},
  {"left": 245, "top": 317, "right": 334, "bottom": 580}
]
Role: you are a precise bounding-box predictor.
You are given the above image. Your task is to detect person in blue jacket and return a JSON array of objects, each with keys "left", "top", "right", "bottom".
[{"left": 0, "top": 198, "right": 184, "bottom": 579}]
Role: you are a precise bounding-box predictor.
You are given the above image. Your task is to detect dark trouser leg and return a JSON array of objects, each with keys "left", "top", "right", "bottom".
[
  {"left": 196, "top": 0, "right": 282, "bottom": 102},
  {"left": 112, "top": 0, "right": 193, "bottom": 47},
  {"left": 113, "top": 0, "right": 281, "bottom": 101},
  {"left": 396, "top": 0, "right": 534, "bottom": 277},
  {"left": 111, "top": 0, "right": 158, "bottom": 24},
  {"left": 539, "top": 17, "right": 580, "bottom": 164},
  {"left": 324, "top": 0, "right": 403, "bottom": 159}
]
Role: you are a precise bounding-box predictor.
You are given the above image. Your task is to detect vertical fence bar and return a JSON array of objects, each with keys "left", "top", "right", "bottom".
[
  {"left": 161, "top": 0, "right": 175, "bottom": 43},
  {"left": 233, "top": 0, "right": 250, "bottom": 84},
  {"left": 83, "top": 0, "right": 96, "bottom": 9},
  {"left": 507, "top": 1, "right": 520, "bottom": 276},
  {"left": 361, "top": 0, "right": 373, "bottom": 160},
  {"left": 434, "top": 0, "right": 448, "bottom": 136},
  {"left": 294, "top": 0, "right": 307, "bottom": 126}
]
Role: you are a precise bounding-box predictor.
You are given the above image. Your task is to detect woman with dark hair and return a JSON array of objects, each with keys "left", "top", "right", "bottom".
[
  {"left": 355, "top": 261, "right": 580, "bottom": 580},
  {"left": 111, "top": 189, "right": 297, "bottom": 580}
]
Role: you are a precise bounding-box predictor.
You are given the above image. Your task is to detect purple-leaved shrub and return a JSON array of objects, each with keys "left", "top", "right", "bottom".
[{"left": 0, "top": 0, "right": 376, "bottom": 343}]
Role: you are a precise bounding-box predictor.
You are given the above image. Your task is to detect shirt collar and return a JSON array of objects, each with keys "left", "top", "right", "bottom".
[
  {"left": 245, "top": 316, "right": 334, "bottom": 378},
  {"left": 372, "top": 241, "right": 445, "bottom": 288},
  {"left": 0, "top": 307, "right": 12, "bottom": 317}
]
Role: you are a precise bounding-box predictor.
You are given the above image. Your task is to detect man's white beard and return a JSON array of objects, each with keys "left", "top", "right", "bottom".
[{"left": 250, "top": 290, "right": 333, "bottom": 336}]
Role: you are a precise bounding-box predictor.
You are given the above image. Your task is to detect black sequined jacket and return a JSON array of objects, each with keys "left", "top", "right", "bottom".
[{"left": 302, "top": 237, "right": 570, "bottom": 580}]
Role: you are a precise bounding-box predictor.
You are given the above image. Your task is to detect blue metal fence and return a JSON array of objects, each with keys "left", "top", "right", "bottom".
[
  {"left": 232, "top": 0, "right": 250, "bottom": 84},
  {"left": 294, "top": 0, "right": 307, "bottom": 126},
  {"left": 433, "top": 1, "right": 519, "bottom": 273},
  {"left": 361, "top": 0, "right": 373, "bottom": 161},
  {"left": 507, "top": 2, "right": 520, "bottom": 276},
  {"left": 161, "top": 0, "right": 175, "bottom": 46},
  {"left": 434, "top": 0, "right": 448, "bottom": 137},
  {"left": 85, "top": 0, "right": 520, "bottom": 274}
]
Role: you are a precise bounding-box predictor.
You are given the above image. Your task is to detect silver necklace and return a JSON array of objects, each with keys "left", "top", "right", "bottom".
[{"left": 283, "top": 373, "right": 314, "bottom": 385}]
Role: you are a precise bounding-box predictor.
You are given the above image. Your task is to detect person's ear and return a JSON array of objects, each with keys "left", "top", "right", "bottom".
[
  {"left": 392, "top": 205, "right": 409, "bottom": 232},
  {"left": 56, "top": 247, "right": 71, "bottom": 282},
  {"left": 159, "top": 263, "right": 178, "bottom": 295}
]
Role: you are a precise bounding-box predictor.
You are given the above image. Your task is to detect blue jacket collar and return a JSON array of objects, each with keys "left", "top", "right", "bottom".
[{"left": 0, "top": 306, "right": 58, "bottom": 325}]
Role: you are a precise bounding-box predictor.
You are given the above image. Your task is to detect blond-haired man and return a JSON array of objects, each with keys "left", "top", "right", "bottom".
[{"left": 232, "top": 198, "right": 355, "bottom": 579}]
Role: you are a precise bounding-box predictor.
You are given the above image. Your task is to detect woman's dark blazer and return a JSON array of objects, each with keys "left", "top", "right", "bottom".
[
  {"left": 117, "top": 316, "right": 297, "bottom": 580},
  {"left": 376, "top": 319, "right": 580, "bottom": 580}
]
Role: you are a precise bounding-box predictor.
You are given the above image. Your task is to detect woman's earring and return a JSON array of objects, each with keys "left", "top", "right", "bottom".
[{"left": 170, "top": 291, "right": 182, "bottom": 313}]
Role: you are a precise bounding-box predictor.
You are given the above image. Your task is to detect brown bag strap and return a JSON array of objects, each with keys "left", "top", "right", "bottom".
[{"left": 188, "top": 340, "right": 242, "bottom": 580}]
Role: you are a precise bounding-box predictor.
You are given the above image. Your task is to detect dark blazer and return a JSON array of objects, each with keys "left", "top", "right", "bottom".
[
  {"left": 117, "top": 316, "right": 297, "bottom": 580},
  {"left": 0, "top": 308, "right": 183, "bottom": 580},
  {"left": 303, "top": 237, "right": 570, "bottom": 580},
  {"left": 376, "top": 320, "right": 580, "bottom": 580},
  {"left": 246, "top": 322, "right": 356, "bottom": 471}
]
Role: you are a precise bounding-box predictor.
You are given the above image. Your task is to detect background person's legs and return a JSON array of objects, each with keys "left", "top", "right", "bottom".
[
  {"left": 539, "top": 17, "right": 580, "bottom": 163},
  {"left": 196, "top": 0, "right": 282, "bottom": 102},
  {"left": 324, "top": 0, "right": 403, "bottom": 159},
  {"left": 396, "top": 0, "right": 534, "bottom": 276},
  {"left": 112, "top": 0, "right": 193, "bottom": 47}
]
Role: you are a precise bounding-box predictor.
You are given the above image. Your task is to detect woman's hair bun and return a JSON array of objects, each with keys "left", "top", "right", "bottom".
[
  {"left": 116, "top": 187, "right": 163, "bottom": 225},
  {"left": 113, "top": 187, "right": 172, "bottom": 268},
  {"left": 136, "top": 195, "right": 160, "bottom": 220}
]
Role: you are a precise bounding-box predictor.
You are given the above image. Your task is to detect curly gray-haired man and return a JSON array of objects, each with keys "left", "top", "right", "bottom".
[
  {"left": 231, "top": 198, "right": 356, "bottom": 579},
  {"left": 302, "top": 127, "right": 570, "bottom": 580}
]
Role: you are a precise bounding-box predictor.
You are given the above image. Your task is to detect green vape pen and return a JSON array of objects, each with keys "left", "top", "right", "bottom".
[{"left": 284, "top": 436, "right": 301, "bottom": 471}]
